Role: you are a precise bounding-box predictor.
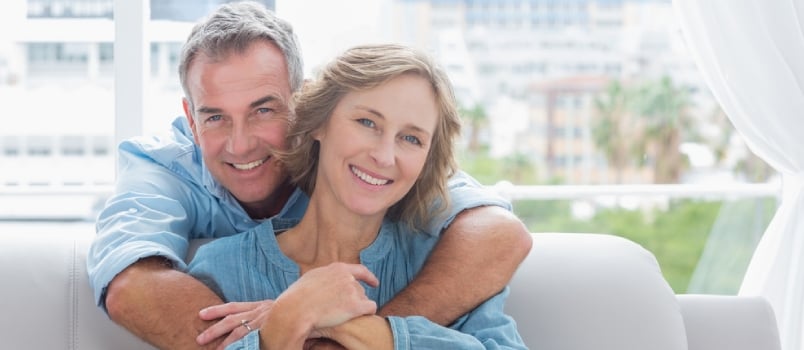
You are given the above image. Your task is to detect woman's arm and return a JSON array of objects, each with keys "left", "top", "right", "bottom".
[
  {"left": 258, "top": 263, "right": 380, "bottom": 349},
  {"left": 312, "top": 316, "right": 394, "bottom": 350},
  {"left": 326, "top": 287, "right": 526, "bottom": 350}
]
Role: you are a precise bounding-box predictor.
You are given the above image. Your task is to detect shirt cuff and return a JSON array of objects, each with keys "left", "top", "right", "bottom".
[
  {"left": 225, "top": 330, "right": 261, "bottom": 350},
  {"left": 387, "top": 316, "right": 410, "bottom": 350}
]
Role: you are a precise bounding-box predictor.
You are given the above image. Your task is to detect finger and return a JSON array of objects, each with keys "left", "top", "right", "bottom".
[
  {"left": 218, "top": 322, "right": 254, "bottom": 350},
  {"left": 197, "top": 314, "right": 250, "bottom": 346},
  {"left": 348, "top": 264, "right": 380, "bottom": 288},
  {"left": 358, "top": 299, "right": 378, "bottom": 316},
  {"left": 199, "top": 301, "right": 263, "bottom": 320}
]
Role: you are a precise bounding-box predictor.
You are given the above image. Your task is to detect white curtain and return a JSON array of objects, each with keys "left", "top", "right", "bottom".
[{"left": 673, "top": 1, "right": 804, "bottom": 349}]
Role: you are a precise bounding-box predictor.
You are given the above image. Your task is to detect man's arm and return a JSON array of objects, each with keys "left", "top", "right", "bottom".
[
  {"left": 378, "top": 205, "right": 532, "bottom": 325},
  {"left": 105, "top": 257, "right": 225, "bottom": 350}
]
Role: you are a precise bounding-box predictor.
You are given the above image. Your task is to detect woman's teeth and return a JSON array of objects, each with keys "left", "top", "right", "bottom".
[{"left": 351, "top": 166, "right": 389, "bottom": 185}]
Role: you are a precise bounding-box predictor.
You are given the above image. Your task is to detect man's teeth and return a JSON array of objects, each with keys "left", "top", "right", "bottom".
[
  {"left": 351, "top": 166, "right": 389, "bottom": 185},
  {"left": 232, "top": 159, "right": 265, "bottom": 170}
]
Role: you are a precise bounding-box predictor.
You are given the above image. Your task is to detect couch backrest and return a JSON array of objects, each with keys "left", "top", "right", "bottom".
[{"left": 5, "top": 230, "right": 773, "bottom": 350}]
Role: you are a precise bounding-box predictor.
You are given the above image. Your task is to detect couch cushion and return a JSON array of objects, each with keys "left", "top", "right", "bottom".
[
  {"left": 0, "top": 228, "right": 154, "bottom": 349},
  {"left": 678, "top": 294, "right": 781, "bottom": 350}
]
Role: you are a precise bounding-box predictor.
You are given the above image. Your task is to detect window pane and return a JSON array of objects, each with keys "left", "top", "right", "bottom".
[{"left": 2, "top": 0, "right": 778, "bottom": 295}]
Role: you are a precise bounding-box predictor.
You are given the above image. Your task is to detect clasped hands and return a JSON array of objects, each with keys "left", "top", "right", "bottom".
[{"left": 196, "top": 262, "right": 383, "bottom": 350}]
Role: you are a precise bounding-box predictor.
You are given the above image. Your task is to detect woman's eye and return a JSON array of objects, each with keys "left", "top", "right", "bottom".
[
  {"left": 357, "top": 118, "right": 375, "bottom": 128},
  {"left": 403, "top": 135, "right": 422, "bottom": 145}
]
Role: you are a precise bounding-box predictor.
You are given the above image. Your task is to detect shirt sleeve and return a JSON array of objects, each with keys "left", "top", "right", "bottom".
[
  {"left": 386, "top": 287, "right": 526, "bottom": 350},
  {"left": 86, "top": 142, "right": 198, "bottom": 310},
  {"left": 225, "top": 330, "right": 261, "bottom": 350},
  {"left": 422, "top": 170, "right": 513, "bottom": 236}
]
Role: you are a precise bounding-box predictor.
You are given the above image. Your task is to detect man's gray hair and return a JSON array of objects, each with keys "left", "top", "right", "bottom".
[{"left": 178, "top": 1, "right": 304, "bottom": 105}]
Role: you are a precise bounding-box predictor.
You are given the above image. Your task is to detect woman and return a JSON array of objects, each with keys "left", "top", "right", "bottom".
[{"left": 188, "top": 43, "right": 525, "bottom": 349}]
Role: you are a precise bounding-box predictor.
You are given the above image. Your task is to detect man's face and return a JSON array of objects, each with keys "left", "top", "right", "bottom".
[{"left": 183, "top": 41, "right": 292, "bottom": 217}]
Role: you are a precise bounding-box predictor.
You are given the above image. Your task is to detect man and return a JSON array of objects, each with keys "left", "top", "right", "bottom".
[{"left": 87, "top": 2, "right": 531, "bottom": 349}]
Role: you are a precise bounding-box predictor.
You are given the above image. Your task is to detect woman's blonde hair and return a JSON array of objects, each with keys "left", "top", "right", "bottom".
[{"left": 282, "top": 44, "right": 461, "bottom": 231}]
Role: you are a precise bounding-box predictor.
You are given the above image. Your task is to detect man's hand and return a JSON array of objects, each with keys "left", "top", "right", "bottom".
[
  {"left": 196, "top": 300, "right": 274, "bottom": 349},
  {"left": 105, "top": 257, "right": 225, "bottom": 349},
  {"left": 379, "top": 205, "right": 532, "bottom": 325}
]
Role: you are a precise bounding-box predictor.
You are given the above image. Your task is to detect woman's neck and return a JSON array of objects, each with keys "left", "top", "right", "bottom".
[{"left": 277, "top": 191, "right": 385, "bottom": 273}]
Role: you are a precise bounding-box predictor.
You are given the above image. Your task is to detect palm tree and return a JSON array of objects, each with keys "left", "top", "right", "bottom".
[
  {"left": 708, "top": 106, "right": 775, "bottom": 182},
  {"left": 460, "top": 103, "right": 489, "bottom": 154},
  {"left": 502, "top": 152, "right": 536, "bottom": 184},
  {"left": 632, "top": 77, "right": 692, "bottom": 184},
  {"left": 592, "top": 80, "right": 633, "bottom": 183}
]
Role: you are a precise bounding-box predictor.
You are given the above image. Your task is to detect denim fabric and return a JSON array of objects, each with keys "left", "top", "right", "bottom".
[
  {"left": 86, "top": 116, "right": 511, "bottom": 309},
  {"left": 188, "top": 219, "right": 525, "bottom": 349}
]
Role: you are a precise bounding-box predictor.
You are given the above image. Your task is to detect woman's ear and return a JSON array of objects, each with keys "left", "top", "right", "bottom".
[{"left": 311, "top": 127, "right": 324, "bottom": 141}]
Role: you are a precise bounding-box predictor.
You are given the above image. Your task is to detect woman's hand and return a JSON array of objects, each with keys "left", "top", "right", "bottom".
[
  {"left": 195, "top": 300, "right": 274, "bottom": 349},
  {"left": 260, "top": 262, "right": 380, "bottom": 348}
]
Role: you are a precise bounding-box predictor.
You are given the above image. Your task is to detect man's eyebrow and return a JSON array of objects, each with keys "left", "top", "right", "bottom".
[
  {"left": 250, "top": 95, "right": 279, "bottom": 109},
  {"left": 195, "top": 95, "right": 281, "bottom": 115},
  {"left": 196, "top": 106, "right": 222, "bottom": 115}
]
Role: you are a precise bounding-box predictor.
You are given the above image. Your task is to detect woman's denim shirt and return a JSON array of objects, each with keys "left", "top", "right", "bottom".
[{"left": 188, "top": 218, "right": 526, "bottom": 350}]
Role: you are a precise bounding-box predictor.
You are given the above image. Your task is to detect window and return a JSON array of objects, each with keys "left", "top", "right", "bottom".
[{"left": 3, "top": 0, "right": 778, "bottom": 296}]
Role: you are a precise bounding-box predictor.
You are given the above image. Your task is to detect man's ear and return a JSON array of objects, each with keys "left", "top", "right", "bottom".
[{"left": 182, "top": 98, "right": 201, "bottom": 145}]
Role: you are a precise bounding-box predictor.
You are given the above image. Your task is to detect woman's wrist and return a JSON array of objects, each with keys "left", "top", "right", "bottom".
[
  {"left": 258, "top": 297, "right": 313, "bottom": 349},
  {"left": 326, "top": 315, "right": 394, "bottom": 350}
]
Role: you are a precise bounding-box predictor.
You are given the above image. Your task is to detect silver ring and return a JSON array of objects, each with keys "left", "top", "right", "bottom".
[{"left": 241, "top": 319, "right": 253, "bottom": 332}]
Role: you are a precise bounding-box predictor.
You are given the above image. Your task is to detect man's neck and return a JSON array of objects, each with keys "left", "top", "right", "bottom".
[{"left": 243, "top": 181, "right": 295, "bottom": 220}]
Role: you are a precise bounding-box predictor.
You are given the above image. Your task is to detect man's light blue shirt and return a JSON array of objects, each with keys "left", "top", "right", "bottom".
[
  {"left": 187, "top": 218, "right": 526, "bottom": 349},
  {"left": 87, "top": 116, "right": 512, "bottom": 308}
]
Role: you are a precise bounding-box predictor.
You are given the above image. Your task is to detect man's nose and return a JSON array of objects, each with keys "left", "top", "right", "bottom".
[{"left": 225, "top": 121, "right": 254, "bottom": 155}]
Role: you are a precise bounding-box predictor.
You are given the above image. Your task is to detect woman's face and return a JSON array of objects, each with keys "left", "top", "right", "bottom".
[{"left": 313, "top": 73, "right": 438, "bottom": 218}]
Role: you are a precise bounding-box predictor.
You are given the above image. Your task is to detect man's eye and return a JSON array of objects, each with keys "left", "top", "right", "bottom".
[
  {"left": 206, "top": 115, "right": 222, "bottom": 123},
  {"left": 357, "top": 118, "right": 375, "bottom": 128},
  {"left": 257, "top": 108, "right": 274, "bottom": 115},
  {"left": 403, "top": 135, "right": 422, "bottom": 145}
]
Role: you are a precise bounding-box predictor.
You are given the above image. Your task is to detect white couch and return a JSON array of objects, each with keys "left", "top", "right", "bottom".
[{"left": 0, "top": 230, "right": 781, "bottom": 349}]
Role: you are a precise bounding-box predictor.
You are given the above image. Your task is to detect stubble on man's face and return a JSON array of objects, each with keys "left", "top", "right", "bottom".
[{"left": 183, "top": 41, "right": 294, "bottom": 218}]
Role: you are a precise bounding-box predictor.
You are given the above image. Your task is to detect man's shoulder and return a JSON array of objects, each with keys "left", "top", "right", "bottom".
[
  {"left": 118, "top": 116, "right": 202, "bottom": 182},
  {"left": 120, "top": 117, "right": 195, "bottom": 158}
]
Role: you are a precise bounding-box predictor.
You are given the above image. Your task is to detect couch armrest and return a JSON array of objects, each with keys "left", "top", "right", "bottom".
[
  {"left": 506, "top": 233, "right": 688, "bottom": 350},
  {"left": 678, "top": 294, "right": 781, "bottom": 350},
  {"left": 0, "top": 230, "right": 154, "bottom": 349}
]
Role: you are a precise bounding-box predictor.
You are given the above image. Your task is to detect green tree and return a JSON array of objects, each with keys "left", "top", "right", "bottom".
[
  {"left": 632, "top": 77, "right": 692, "bottom": 184},
  {"left": 501, "top": 152, "right": 538, "bottom": 184},
  {"left": 707, "top": 106, "right": 775, "bottom": 182},
  {"left": 592, "top": 81, "right": 633, "bottom": 183},
  {"left": 460, "top": 103, "right": 489, "bottom": 153}
]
